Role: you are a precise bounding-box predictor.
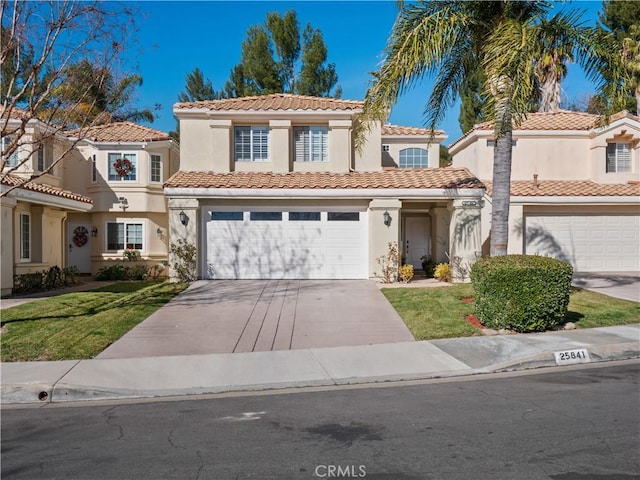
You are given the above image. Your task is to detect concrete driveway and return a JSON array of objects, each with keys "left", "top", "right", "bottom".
[
  {"left": 572, "top": 272, "right": 640, "bottom": 303},
  {"left": 97, "top": 280, "right": 415, "bottom": 359}
]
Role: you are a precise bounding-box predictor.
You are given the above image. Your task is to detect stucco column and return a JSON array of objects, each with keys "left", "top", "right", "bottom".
[
  {"left": 209, "top": 119, "right": 233, "bottom": 172},
  {"left": 269, "top": 119, "right": 291, "bottom": 173},
  {"left": 0, "top": 197, "right": 16, "bottom": 296},
  {"left": 328, "top": 119, "right": 352, "bottom": 173},
  {"left": 448, "top": 199, "right": 482, "bottom": 283},
  {"left": 168, "top": 198, "right": 200, "bottom": 281},
  {"left": 430, "top": 206, "right": 451, "bottom": 264},
  {"left": 368, "top": 198, "right": 401, "bottom": 280}
]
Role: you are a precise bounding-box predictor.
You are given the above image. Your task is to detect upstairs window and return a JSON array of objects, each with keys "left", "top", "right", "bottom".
[
  {"left": 235, "top": 126, "right": 269, "bottom": 162},
  {"left": 108, "top": 153, "right": 137, "bottom": 181},
  {"left": 294, "top": 126, "right": 328, "bottom": 162},
  {"left": 36, "top": 141, "right": 53, "bottom": 174},
  {"left": 150, "top": 154, "right": 162, "bottom": 183},
  {"left": 1, "top": 135, "right": 19, "bottom": 167},
  {"left": 399, "top": 148, "right": 428, "bottom": 168},
  {"left": 606, "top": 143, "right": 631, "bottom": 173}
]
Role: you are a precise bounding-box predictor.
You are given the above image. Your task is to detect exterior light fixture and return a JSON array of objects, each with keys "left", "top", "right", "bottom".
[
  {"left": 91, "top": 226, "right": 98, "bottom": 237},
  {"left": 118, "top": 196, "right": 129, "bottom": 211},
  {"left": 156, "top": 227, "right": 163, "bottom": 237},
  {"left": 179, "top": 210, "right": 189, "bottom": 226},
  {"left": 383, "top": 210, "right": 392, "bottom": 227}
]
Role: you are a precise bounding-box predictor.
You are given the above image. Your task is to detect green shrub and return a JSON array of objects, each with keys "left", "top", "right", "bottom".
[
  {"left": 95, "top": 264, "right": 130, "bottom": 281},
  {"left": 420, "top": 255, "right": 436, "bottom": 277},
  {"left": 470, "top": 255, "right": 573, "bottom": 333},
  {"left": 13, "top": 273, "right": 43, "bottom": 293},
  {"left": 170, "top": 240, "right": 197, "bottom": 282}
]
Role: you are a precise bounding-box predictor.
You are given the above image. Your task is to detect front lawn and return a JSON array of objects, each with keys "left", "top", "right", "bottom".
[
  {"left": 382, "top": 284, "right": 639, "bottom": 341},
  {"left": 0, "top": 281, "right": 189, "bottom": 362}
]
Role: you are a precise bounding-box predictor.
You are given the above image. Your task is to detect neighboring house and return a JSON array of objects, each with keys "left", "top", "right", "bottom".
[
  {"left": 1, "top": 114, "right": 179, "bottom": 296},
  {"left": 167, "top": 93, "right": 484, "bottom": 281},
  {"left": 450, "top": 110, "right": 640, "bottom": 272},
  {"left": 63, "top": 122, "right": 179, "bottom": 275}
]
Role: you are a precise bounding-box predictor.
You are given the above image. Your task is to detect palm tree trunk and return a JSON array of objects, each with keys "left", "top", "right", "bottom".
[{"left": 490, "top": 129, "right": 513, "bottom": 256}]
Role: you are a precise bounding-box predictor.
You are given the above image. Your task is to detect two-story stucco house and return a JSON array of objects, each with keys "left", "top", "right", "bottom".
[
  {"left": 166, "top": 93, "right": 485, "bottom": 281},
  {"left": 1, "top": 112, "right": 179, "bottom": 296},
  {"left": 450, "top": 110, "right": 640, "bottom": 272}
]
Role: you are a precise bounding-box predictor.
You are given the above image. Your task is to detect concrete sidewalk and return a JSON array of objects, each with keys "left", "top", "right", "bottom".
[{"left": 2, "top": 324, "right": 638, "bottom": 405}]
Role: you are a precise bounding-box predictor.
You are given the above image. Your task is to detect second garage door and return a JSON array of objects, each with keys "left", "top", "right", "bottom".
[
  {"left": 205, "top": 209, "right": 368, "bottom": 279},
  {"left": 525, "top": 214, "right": 640, "bottom": 272}
]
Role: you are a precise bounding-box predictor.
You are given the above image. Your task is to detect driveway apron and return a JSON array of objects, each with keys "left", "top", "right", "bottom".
[{"left": 97, "top": 280, "right": 414, "bottom": 359}]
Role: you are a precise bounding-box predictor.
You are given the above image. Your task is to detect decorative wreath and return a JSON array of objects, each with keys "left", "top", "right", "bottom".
[
  {"left": 113, "top": 157, "right": 133, "bottom": 177},
  {"left": 73, "top": 226, "right": 89, "bottom": 247}
]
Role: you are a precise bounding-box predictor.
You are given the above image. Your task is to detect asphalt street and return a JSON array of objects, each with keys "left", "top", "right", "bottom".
[{"left": 2, "top": 361, "right": 639, "bottom": 480}]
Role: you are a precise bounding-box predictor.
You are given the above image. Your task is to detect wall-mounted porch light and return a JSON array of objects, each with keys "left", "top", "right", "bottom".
[
  {"left": 383, "top": 210, "right": 392, "bottom": 227},
  {"left": 179, "top": 210, "right": 189, "bottom": 226},
  {"left": 91, "top": 226, "right": 98, "bottom": 237},
  {"left": 156, "top": 227, "right": 163, "bottom": 238},
  {"left": 118, "top": 196, "right": 129, "bottom": 212}
]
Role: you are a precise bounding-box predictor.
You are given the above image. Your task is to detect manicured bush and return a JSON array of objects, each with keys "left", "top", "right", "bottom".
[
  {"left": 434, "top": 263, "right": 451, "bottom": 282},
  {"left": 95, "top": 264, "right": 130, "bottom": 281},
  {"left": 399, "top": 264, "right": 414, "bottom": 283},
  {"left": 470, "top": 255, "right": 573, "bottom": 333},
  {"left": 420, "top": 255, "right": 436, "bottom": 277}
]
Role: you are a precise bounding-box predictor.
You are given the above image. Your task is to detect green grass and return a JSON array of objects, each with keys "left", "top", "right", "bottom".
[
  {"left": 0, "top": 281, "right": 189, "bottom": 362},
  {"left": 382, "top": 284, "right": 639, "bottom": 341}
]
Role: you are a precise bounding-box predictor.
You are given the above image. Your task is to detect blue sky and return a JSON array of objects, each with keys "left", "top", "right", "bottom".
[{"left": 130, "top": 1, "right": 603, "bottom": 146}]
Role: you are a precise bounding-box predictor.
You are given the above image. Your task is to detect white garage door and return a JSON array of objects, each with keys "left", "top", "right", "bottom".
[
  {"left": 205, "top": 209, "right": 368, "bottom": 279},
  {"left": 525, "top": 215, "right": 640, "bottom": 272}
]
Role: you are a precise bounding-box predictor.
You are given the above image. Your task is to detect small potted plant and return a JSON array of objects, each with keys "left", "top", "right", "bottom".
[{"left": 420, "top": 255, "right": 436, "bottom": 278}]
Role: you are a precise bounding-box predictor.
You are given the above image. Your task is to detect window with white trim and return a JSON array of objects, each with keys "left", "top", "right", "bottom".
[
  {"left": 91, "top": 154, "right": 97, "bottom": 183},
  {"left": 108, "top": 152, "right": 137, "bottom": 181},
  {"left": 150, "top": 154, "right": 162, "bottom": 183},
  {"left": 294, "top": 126, "right": 328, "bottom": 162},
  {"left": 20, "top": 213, "right": 30, "bottom": 260},
  {"left": 106, "top": 222, "right": 143, "bottom": 250},
  {"left": 234, "top": 126, "right": 269, "bottom": 162},
  {"left": 399, "top": 148, "right": 428, "bottom": 168},
  {"left": 606, "top": 143, "right": 631, "bottom": 173},
  {"left": 1, "top": 135, "right": 19, "bottom": 167},
  {"left": 36, "top": 141, "right": 53, "bottom": 173}
]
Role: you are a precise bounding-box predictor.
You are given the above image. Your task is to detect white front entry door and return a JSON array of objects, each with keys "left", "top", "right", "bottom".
[
  {"left": 67, "top": 223, "right": 92, "bottom": 273},
  {"left": 405, "top": 216, "right": 431, "bottom": 270},
  {"left": 205, "top": 209, "right": 368, "bottom": 279}
]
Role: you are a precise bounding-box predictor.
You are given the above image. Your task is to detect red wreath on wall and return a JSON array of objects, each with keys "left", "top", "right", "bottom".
[
  {"left": 113, "top": 157, "right": 133, "bottom": 177},
  {"left": 73, "top": 226, "right": 89, "bottom": 247}
]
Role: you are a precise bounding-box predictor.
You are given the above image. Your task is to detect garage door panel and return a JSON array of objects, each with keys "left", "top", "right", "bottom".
[
  {"left": 205, "top": 208, "right": 367, "bottom": 279},
  {"left": 525, "top": 215, "right": 639, "bottom": 272}
]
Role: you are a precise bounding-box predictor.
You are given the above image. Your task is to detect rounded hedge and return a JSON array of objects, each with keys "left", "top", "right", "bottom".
[{"left": 470, "top": 255, "right": 573, "bottom": 333}]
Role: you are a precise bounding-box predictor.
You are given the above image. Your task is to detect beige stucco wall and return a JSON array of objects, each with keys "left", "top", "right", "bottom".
[
  {"left": 0, "top": 198, "right": 16, "bottom": 296},
  {"left": 354, "top": 121, "right": 382, "bottom": 172},
  {"left": 452, "top": 119, "right": 639, "bottom": 184},
  {"left": 368, "top": 198, "right": 402, "bottom": 279}
]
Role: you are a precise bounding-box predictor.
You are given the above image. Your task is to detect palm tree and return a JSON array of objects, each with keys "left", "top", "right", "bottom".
[
  {"left": 359, "top": 0, "right": 610, "bottom": 256},
  {"left": 621, "top": 24, "right": 640, "bottom": 113}
]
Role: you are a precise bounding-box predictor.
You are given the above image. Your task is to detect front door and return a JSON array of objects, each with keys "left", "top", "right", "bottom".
[
  {"left": 67, "top": 223, "right": 92, "bottom": 274},
  {"left": 404, "top": 216, "right": 431, "bottom": 270}
]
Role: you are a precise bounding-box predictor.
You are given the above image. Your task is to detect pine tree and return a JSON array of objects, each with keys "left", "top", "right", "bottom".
[
  {"left": 458, "top": 67, "right": 486, "bottom": 133},
  {"left": 178, "top": 68, "right": 219, "bottom": 102},
  {"left": 223, "top": 10, "right": 340, "bottom": 98}
]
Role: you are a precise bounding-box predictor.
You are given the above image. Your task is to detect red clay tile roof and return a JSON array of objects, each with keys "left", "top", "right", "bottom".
[
  {"left": 484, "top": 180, "right": 640, "bottom": 197},
  {"left": 174, "top": 93, "right": 363, "bottom": 112},
  {"left": 382, "top": 124, "right": 445, "bottom": 136},
  {"left": 450, "top": 110, "right": 640, "bottom": 149},
  {"left": 165, "top": 168, "right": 484, "bottom": 190},
  {"left": 66, "top": 122, "right": 171, "bottom": 143},
  {"left": 1, "top": 174, "right": 93, "bottom": 204}
]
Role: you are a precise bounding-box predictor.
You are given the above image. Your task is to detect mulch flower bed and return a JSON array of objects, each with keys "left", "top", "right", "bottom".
[{"left": 461, "top": 297, "right": 486, "bottom": 329}]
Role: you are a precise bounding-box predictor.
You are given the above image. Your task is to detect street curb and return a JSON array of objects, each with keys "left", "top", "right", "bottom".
[{"left": 2, "top": 345, "right": 637, "bottom": 405}]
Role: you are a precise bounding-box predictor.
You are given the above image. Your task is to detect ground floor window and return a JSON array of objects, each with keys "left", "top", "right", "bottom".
[
  {"left": 106, "top": 222, "right": 143, "bottom": 250},
  {"left": 19, "top": 213, "right": 30, "bottom": 260}
]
